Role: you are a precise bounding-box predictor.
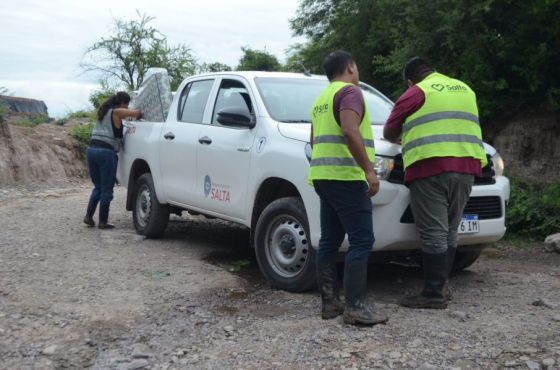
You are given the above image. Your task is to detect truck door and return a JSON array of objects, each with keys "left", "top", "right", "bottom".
[
  {"left": 159, "top": 78, "right": 215, "bottom": 205},
  {"left": 195, "top": 77, "right": 257, "bottom": 219}
]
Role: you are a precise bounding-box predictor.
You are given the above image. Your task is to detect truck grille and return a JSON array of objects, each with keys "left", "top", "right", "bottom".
[
  {"left": 387, "top": 154, "right": 495, "bottom": 185},
  {"left": 400, "top": 196, "right": 503, "bottom": 223}
]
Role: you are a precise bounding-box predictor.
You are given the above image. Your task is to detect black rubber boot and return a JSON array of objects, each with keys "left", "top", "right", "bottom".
[
  {"left": 83, "top": 199, "right": 97, "bottom": 227},
  {"left": 343, "top": 261, "right": 388, "bottom": 325},
  {"left": 401, "top": 251, "right": 448, "bottom": 309},
  {"left": 98, "top": 203, "right": 114, "bottom": 229},
  {"left": 444, "top": 247, "right": 457, "bottom": 300},
  {"left": 316, "top": 261, "right": 344, "bottom": 319}
]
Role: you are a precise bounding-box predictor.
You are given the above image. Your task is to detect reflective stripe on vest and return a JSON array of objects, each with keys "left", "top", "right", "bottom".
[
  {"left": 308, "top": 81, "right": 375, "bottom": 182},
  {"left": 313, "top": 135, "right": 375, "bottom": 148},
  {"left": 401, "top": 73, "right": 487, "bottom": 169}
]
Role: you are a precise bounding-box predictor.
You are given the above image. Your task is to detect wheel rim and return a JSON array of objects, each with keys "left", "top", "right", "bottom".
[
  {"left": 135, "top": 184, "right": 152, "bottom": 228},
  {"left": 264, "top": 214, "right": 309, "bottom": 278}
]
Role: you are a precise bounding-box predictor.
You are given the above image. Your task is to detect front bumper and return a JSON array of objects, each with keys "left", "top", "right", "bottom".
[{"left": 337, "top": 176, "right": 510, "bottom": 252}]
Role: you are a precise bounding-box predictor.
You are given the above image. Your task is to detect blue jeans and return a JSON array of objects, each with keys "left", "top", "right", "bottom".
[
  {"left": 313, "top": 180, "right": 374, "bottom": 263},
  {"left": 86, "top": 147, "right": 118, "bottom": 209}
]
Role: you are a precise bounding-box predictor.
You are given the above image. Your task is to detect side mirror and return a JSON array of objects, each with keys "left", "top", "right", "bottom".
[{"left": 217, "top": 106, "right": 256, "bottom": 129}]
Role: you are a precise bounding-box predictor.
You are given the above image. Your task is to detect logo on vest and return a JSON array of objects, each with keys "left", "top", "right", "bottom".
[
  {"left": 312, "top": 103, "right": 329, "bottom": 118},
  {"left": 431, "top": 83, "right": 467, "bottom": 92},
  {"left": 431, "top": 84, "right": 445, "bottom": 92}
]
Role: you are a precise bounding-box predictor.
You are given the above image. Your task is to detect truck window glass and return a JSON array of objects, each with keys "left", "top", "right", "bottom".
[
  {"left": 178, "top": 79, "right": 214, "bottom": 123},
  {"left": 212, "top": 79, "right": 253, "bottom": 126},
  {"left": 255, "top": 77, "right": 393, "bottom": 125}
]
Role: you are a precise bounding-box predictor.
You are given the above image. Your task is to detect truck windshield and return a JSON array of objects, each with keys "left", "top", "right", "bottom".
[{"left": 255, "top": 77, "right": 393, "bottom": 125}]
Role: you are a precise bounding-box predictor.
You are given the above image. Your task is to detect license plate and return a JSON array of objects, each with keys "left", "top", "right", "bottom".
[{"left": 458, "top": 214, "right": 479, "bottom": 234}]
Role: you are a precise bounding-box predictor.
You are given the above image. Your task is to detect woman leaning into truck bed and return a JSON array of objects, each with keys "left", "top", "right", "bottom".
[{"left": 83, "top": 92, "right": 142, "bottom": 229}]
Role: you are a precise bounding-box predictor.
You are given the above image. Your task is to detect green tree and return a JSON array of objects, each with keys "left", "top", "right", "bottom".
[
  {"left": 290, "top": 0, "right": 560, "bottom": 120},
  {"left": 198, "top": 62, "right": 233, "bottom": 73},
  {"left": 283, "top": 44, "right": 314, "bottom": 74},
  {"left": 236, "top": 47, "right": 282, "bottom": 71},
  {"left": 88, "top": 80, "right": 117, "bottom": 110},
  {"left": 82, "top": 11, "right": 197, "bottom": 90}
]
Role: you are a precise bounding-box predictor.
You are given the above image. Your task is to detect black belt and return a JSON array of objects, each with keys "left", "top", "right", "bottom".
[{"left": 89, "top": 139, "right": 115, "bottom": 151}]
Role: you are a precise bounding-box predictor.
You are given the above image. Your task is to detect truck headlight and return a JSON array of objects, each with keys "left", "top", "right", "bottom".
[
  {"left": 492, "top": 152, "right": 505, "bottom": 177},
  {"left": 374, "top": 156, "right": 394, "bottom": 180}
]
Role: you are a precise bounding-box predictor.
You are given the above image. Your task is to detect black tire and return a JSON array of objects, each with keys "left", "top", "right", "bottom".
[
  {"left": 132, "top": 173, "right": 170, "bottom": 238},
  {"left": 253, "top": 197, "right": 316, "bottom": 292},
  {"left": 451, "top": 250, "right": 482, "bottom": 273}
]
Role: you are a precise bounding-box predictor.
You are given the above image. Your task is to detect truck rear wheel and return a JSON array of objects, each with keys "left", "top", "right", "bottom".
[
  {"left": 133, "top": 173, "right": 169, "bottom": 238},
  {"left": 254, "top": 197, "right": 316, "bottom": 292}
]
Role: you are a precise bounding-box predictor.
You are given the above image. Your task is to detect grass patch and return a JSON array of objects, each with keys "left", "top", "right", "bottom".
[
  {"left": 497, "top": 234, "right": 541, "bottom": 250},
  {"left": 506, "top": 177, "right": 560, "bottom": 240},
  {"left": 224, "top": 259, "right": 252, "bottom": 273},
  {"left": 56, "top": 109, "right": 96, "bottom": 126},
  {"left": 10, "top": 114, "right": 49, "bottom": 127}
]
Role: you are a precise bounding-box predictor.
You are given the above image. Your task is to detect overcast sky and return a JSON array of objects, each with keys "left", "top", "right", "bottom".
[{"left": 0, "top": 0, "right": 305, "bottom": 117}]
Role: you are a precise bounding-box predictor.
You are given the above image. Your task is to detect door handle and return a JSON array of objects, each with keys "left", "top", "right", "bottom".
[
  {"left": 198, "top": 136, "right": 212, "bottom": 145},
  {"left": 164, "top": 132, "right": 175, "bottom": 140}
]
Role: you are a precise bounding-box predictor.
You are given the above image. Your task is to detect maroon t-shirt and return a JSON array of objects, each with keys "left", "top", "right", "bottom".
[
  {"left": 385, "top": 85, "right": 482, "bottom": 183},
  {"left": 333, "top": 85, "right": 365, "bottom": 125}
]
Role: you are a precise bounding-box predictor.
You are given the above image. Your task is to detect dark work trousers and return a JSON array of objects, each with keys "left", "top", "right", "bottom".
[
  {"left": 313, "top": 180, "right": 374, "bottom": 264},
  {"left": 409, "top": 172, "right": 474, "bottom": 255},
  {"left": 86, "top": 147, "right": 118, "bottom": 212}
]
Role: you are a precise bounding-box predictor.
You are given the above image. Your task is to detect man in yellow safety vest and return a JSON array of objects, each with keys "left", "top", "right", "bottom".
[
  {"left": 309, "top": 51, "right": 388, "bottom": 325},
  {"left": 384, "top": 57, "right": 487, "bottom": 309}
]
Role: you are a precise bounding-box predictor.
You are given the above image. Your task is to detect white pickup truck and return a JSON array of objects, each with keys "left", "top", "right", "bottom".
[{"left": 117, "top": 71, "right": 510, "bottom": 292}]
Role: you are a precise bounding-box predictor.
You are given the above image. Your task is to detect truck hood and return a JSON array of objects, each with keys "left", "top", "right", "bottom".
[
  {"left": 277, "top": 123, "right": 401, "bottom": 157},
  {"left": 276, "top": 123, "right": 496, "bottom": 157},
  {"left": 277, "top": 122, "right": 311, "bottom": 143}
]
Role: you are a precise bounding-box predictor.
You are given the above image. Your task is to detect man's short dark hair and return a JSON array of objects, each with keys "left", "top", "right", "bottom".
[
  {"left": 323, "top": 50, "right": 355, "bottom": 81},
  {"left": 403, "top": 57, "right": 433, "bottom": 83}
]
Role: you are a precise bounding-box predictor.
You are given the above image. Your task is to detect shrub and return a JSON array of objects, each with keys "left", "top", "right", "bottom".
[
  {"left": 55, "top": 118, "right": 68, "bottom": 126},
  {"left": 506, "top": 177, "right": 560, "bottom": 239},
  {"left": 71, "top": 123, "right": 94, "bottom": 149},
  {"left": 67, "top": 110, "right": 93, "bottom": 119}
]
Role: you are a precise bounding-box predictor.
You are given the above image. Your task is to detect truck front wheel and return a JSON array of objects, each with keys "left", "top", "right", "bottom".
[
  {"left": 132, "top": 173, "right": 170, "bottom": 238},
  {"left": 254, "top": 197, "right": 316, "bottom": 292},
  {"left": 451, "top": 250, "right": 482, "bottom": 273}
]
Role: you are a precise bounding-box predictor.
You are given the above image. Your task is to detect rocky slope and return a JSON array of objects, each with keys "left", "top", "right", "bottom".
[{"left": 0, "top": 119, "right": 87, "bottom": 187}]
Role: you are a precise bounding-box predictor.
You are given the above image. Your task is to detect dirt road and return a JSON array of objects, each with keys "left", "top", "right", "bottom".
[{"left": 0, "top": 185, "right": 559, "bottom": 370}]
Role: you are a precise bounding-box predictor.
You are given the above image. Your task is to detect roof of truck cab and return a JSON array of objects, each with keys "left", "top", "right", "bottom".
[{"left": 191, "top": 71, "right": 327, "bottom": 80}]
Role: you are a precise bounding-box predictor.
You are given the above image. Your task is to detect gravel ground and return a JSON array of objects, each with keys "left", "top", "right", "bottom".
[{"left": 0, "top": 184, "right": 559, "bottom": 370}]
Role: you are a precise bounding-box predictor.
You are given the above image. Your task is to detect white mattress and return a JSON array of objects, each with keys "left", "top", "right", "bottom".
[{"left": 130, "top": 68, "right": 173, "bottom": 122}]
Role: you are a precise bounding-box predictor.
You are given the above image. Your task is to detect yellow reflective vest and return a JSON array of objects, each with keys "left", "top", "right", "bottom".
[
  {"left": 402, "top": 72, "right": 487, "bottom": 169},
  {"left": 308, "top": 81, "right": 375, "bottom": 182}
]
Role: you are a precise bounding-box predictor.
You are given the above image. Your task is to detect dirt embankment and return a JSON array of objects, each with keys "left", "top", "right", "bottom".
[
  {"left": 489, "top": 111, "right": 560, "bottom": 182},
  {"left": 0, "top": 119, "right": 87, "bottom": 187}
]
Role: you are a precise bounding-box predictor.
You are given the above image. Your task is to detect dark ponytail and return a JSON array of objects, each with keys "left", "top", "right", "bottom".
[{"left": 97, "top": 91, "right": 131, "bottom": 122}]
